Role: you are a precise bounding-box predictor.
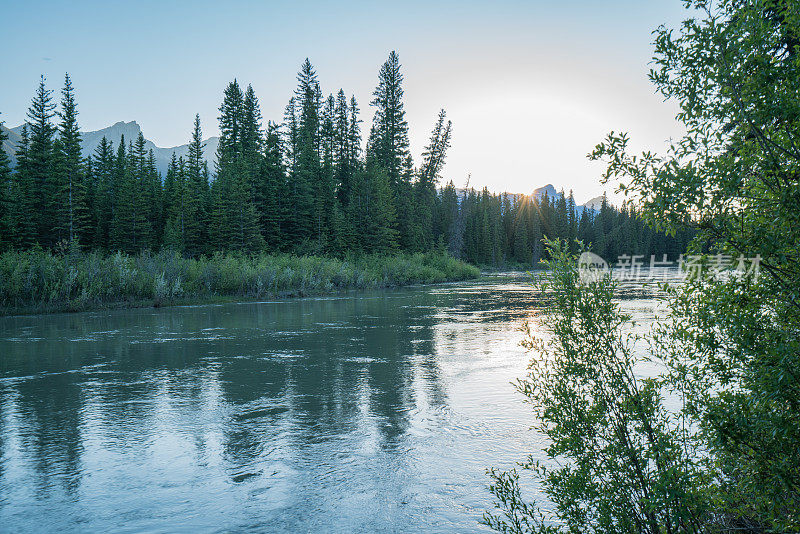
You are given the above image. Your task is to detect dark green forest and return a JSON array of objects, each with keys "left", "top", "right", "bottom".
[{"left": 0, "top": 52, "right": 691, "bottom": 266}]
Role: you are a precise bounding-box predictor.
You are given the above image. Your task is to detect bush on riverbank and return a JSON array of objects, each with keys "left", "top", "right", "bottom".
[{"left": 0, "top": 249, "right": 479, "bottom": 314}]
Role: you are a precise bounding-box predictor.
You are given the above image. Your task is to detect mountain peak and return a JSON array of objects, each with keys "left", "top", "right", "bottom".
[{"left": 533, "top": 184, "right": 558, "bottom": 199}]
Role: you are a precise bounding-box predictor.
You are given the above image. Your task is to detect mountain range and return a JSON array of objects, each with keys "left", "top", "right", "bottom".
[
  {"left": 1, "top": 121, "right": 218, "bottom": 176},
  {"left": 533, "top": 183, "right": 605, "bottom": 214},
  {"left": 1, "top": 121, "right": 605, "bottom": 212}
]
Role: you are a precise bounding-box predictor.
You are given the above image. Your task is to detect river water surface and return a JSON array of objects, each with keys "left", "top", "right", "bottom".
[{"left": 0, "top": 273, "right": 665, "bottom": 532}]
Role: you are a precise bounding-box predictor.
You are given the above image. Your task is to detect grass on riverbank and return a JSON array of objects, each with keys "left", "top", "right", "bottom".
[{"left": 0, "top": 249, "right": 480, "bottom": 315}]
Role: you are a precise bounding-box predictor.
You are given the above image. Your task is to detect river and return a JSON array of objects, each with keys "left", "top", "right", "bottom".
[{"left": 0, "top": 273, "right": 666, "bottom": 532}]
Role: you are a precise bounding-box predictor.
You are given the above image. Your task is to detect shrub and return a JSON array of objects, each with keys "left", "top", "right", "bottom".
[{"left": 0, "top": 249, "right": 479, "bottom": 314}]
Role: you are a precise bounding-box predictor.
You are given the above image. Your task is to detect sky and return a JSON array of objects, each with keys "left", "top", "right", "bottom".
[{"left": 1, "top": 0, "right": 690, "bottom": 204}]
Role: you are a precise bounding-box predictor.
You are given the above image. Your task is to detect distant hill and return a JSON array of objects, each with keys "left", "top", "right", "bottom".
[
  {"left": 4, "top": 120, "right": 218, "bottom": 176},
  {"left": 447, "top": 183, "right": 605, "bottom": 215},
  {"left": 534, "top": 183, "right": 606, "bottom": 214},
  {"left": 532, "top": 183, "right": 559, "bottom": 200},
  {"left": 0, "top": 123, "right": 21, "bottom": 167},
  {"left": 2, "top": 125, "right": 607, "bottom": 213},
  {"left": 581, "top": 195, "right": 605, "bottom": 211}
]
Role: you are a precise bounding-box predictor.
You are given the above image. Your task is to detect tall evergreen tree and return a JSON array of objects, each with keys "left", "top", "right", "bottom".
[
  {"left": 109, "top": 136, "right": 134, "bottom": 252},
  {"left": 183, "top": 114, "right": 207, "bottom": 255},
  {"left": 91, "top": 137, "right": 115, "bottom": 249},
  {"left": 287, "top": 60, "right": 321, "bottom": 246},
  {"left": 131, "top": 132, "right": 153, "bottom": 249},
  {"left": 54, "top": 73, "right": 89, "bottom": 248},
  {"left": 8, "top": 126, "right": 37, "bottom": 248},
  {"left": 368, "top": 51, "right": 411, "bottom": 194},
  {"left": 414, "top": 109, "right": 452, "bottom": 251},
  {"left": 162, "top": 153, "right": 183, "bottom": 250},
  {"left": 260, "top": 121, "right": 286, "bottom": 250},
  {"left": 212, "top": 80, "right": 263, "bottom": 252},
  {"left": 25, "top": 75, "right": 57, "bottom": 246},
  {"left": 333, "top": 90, "right": 351, "bottom": 206},
  {"left": 0, "top": 118, "right": 12, "bottom": 251},
  {"left": 316, "top": 94, "right": 338, "bottom": 250},
  {"left": 360, "top": 163, "right": 398, "bottom": 253}
]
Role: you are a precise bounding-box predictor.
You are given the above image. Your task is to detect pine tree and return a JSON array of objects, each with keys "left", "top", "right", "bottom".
[
  {"left": 288, "top": 60, "right": 321, "bottom": 246},
  {"left": 131, "top": 132, "right": 153, "bottom": 249},
  {"left": 415, "top": 109, "right": 452, "bottom": 251},
  {"left": 567, "top": 190, "right": 578, "bottom": 252},
  {"left": 333, "top": 90, "right": 351, "bottom": 206},
  {"left": 146, "top": 149, "right": 163, "bottom": 248},
  {"left": 362, "top": 163, "right": 398, "bottom": 253},
  {"left": 438, "top": 181, "right": 459, "bottom": 255},
  {"left": 368, "top": 51, "right": 411, "bottom": 194},
  {"left": 0, "top": 118, "right": 12, "bottom": 252},
  {"left": 217, "top": 80, "right": 244, "bottom": 168},
  {"left": 555, "top": 189, "right": 569, "bottom": 242},
  {"left": 260, "top": 121, "right": 286, "bottom": 250},
  {"left": 109, "top": 136, "right": 137, "bottom": 252},
  {"left": 211, "top": 80, "right": 243, "bottom": 250},
  {"left": 25, "top": 75, "right": 57, "bottom": 246},
  {"left": 183, "top": 114, "right": 207, "bottom": 255},
  {"left": 339, "top": 95, "right": 363, "bottom": 249},
  {"left": 162, "top": 155, "right": 184, "bottom": 250},
  {"left": 317, "top": 93, "right": 337, "bottom": 250},
  {"left": 283, "top": 97, "right": 299, "bottom": 171},
  {"left": 9, "top": 126, "right": 37, "bottom": 248},
  {"left": 395, "top": 158, "right": 415, "bottom": 249},
  {"left": 54, "top": 74, "right": 89, "bottom": 248},
  {"left": 212, "top": 80, "right": 263, "bottom": 252},
  {"left": 91, "top": 137, "right": 115, "bottom": 249}
]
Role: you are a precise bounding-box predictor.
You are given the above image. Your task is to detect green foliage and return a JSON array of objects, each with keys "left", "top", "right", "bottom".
[
  {"left": 368, "top": 50, "right": 411, "bottom": 194},
  {"left": 0, "top": 60, "right": 688, "bottom": 268},
  {"left": 0, "top": 118, "right": 12, "bottom": 251},
  {"left": 484, "top": 239, "right": 709, "bottom": 534},
  {"left": 487, "top": 0, "right": 800, "bottom": 529},
  {"left": 24, "top": 75, "right": 57, "bottom": 247},
  {"left": 0, "top": 249, "right": 478, "bottom": 314},
  {"left": 589, "top": 0, "right": 800, "bottom": 529},
  {"left": 53, "top": 74, "right": 89, "bottom": 248}
]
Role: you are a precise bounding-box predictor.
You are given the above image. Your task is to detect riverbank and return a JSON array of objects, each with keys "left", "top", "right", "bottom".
[{"left": 0, "top": 250, "right": 480, "bottom": 316}]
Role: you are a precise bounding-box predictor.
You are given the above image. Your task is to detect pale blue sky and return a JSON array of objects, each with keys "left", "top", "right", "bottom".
[{"left": 1, "top": 0, "right": 689, "bottom": 202}]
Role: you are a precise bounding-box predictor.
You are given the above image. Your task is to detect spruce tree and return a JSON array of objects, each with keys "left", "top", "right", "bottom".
[
  {"left": 9, "top": 126, "right": 37, "bottom": 247},
  {"left": 340, "top": 95, "right": 363, "bottom": 249},
  {"left": 0, "top": 118, "right": 12, "bottom": 251},
  {"left": 25, "top": 75, "right": 57, "bottom": 246},
  {"left": 146, "top": 149, "right": 163, "bottom": 248},
  {"left": 241, "top": 85, "right": 263, "bottom": 172},
  {"left": 439, "top": 181, "right": 459, "bottom": 256},
  {"left": 260, "top": 121, "right": 286, "bottom": 250},
  {"left": 415, "top": 109, "right": 452, "bottom": 251},
  {"left": 362, "top": 163, "right": 398, "bottom": 253},
  {"left": 333, "top": 90, "right": 351, "bottom": 207},
  {"left": 131, "top": 132, "right": 153, "bottom": 249},
  {"left": 55, "top": 74, "right": 89, "bottom": 248},
  {"left": 91, "top": 137, "right": 115, "bottom": 249},
  {"left": 212, "top": 80, "right": 263, "bottom": 252},
  {"left": 289, "top": 60, "right": 321, "bottom": 246},
  {"left": 317, "top": 94, "right": 337, "bottom": 250},
  {"left": 109, "top": 136, "right": 136, "bottom": 252},
  {"left": 368, "top": 51, "right": 411, "bottom": 194},
  {"left": 183, "top": 114, "right": 207, "bottom": 255}
]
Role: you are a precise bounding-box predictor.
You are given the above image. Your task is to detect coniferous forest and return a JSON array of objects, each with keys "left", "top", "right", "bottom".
[
  {"left": 4, "top": 1, "right": 799, "bottom": 532},
  {"left": 0, "top": 52, "right": 691, "bottom": 271}
]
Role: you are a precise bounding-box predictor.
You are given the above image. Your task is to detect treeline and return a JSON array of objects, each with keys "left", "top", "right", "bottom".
[
  {"left": 445, "top": 186, "right": 693, "bottom": 266},
  {"left": 0, "top": 52, "right": 689, "bottom": 265}
]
